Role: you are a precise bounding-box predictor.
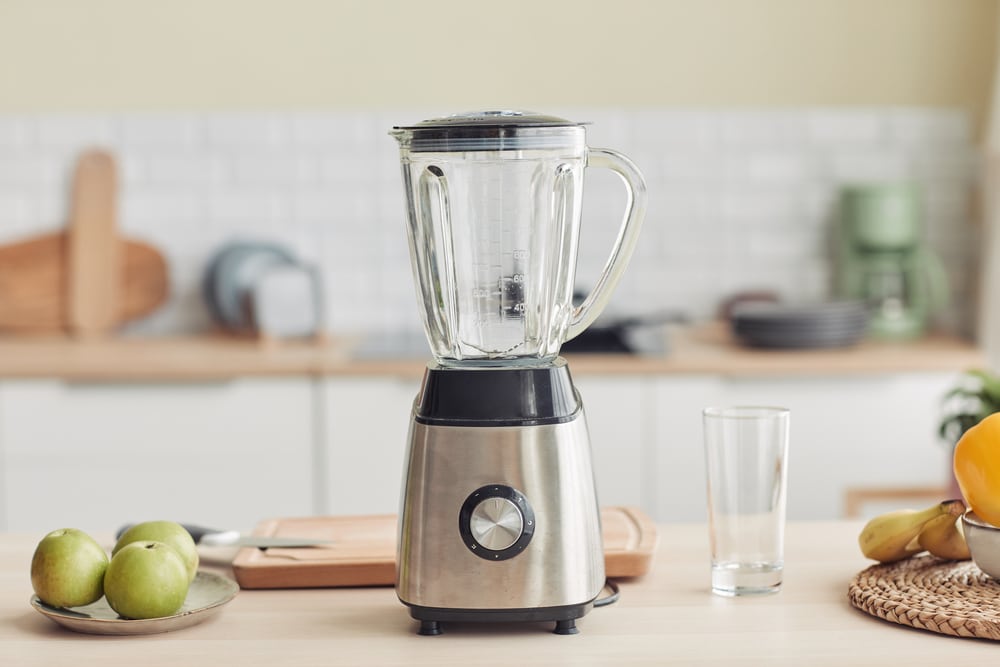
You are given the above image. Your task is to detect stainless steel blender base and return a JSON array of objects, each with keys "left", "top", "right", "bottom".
[{"left": 396, "top": 411, "right": 605, "bottom": 634}]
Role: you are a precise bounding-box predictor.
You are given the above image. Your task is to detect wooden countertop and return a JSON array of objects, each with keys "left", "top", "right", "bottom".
[
  {"left": 2, "top": 521, "right": 997, "bottom": 666},
  {"left": 0, "top": 323, "right": 984, "bottom": 380}
]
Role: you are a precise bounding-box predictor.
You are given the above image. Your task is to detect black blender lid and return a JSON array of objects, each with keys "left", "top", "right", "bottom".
[
  {"left": 395, "top": 110, "right": 581, "bottom": 129},
  {"left": 391, "top": 110, "right": 587, "bottom": 152}
]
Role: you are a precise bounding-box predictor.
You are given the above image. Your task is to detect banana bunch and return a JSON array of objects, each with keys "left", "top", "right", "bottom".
[{"left": 858, "top": 499, "right": 970, "bottom": 563}]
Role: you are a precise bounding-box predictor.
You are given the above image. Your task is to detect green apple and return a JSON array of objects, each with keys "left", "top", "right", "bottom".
[
  {"left": 113, "top": 521, "right": 199, "bottom": 582},
  {"left": 104, "top": 541, "right": 190, "bottom": 619},
  {"left": 30, "top": 528, "right": 109, "bottom": 608}
]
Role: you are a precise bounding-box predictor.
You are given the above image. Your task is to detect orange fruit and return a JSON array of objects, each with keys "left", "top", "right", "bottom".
[{"left": 954, "top": 412, "right": 1000, "bottom": 526}]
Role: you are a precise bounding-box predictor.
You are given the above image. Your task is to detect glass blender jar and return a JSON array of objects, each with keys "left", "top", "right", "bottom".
[
  {"left": 391, "top": 110, "right": 646, "bottom": 636},
  {"left": 391, "top": 109, "right": 645, "bottom": 366}
]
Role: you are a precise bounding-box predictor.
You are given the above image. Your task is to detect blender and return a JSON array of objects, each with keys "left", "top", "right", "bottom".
[{"left": 390, "top": 110, "right": 646, "bottom": 635}]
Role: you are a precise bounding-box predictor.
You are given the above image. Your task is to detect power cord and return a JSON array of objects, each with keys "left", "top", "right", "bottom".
[{"left": 593, "top": 579, "right": 621, "bottom": 608}]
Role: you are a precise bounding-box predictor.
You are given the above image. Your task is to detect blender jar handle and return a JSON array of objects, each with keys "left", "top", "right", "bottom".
[{"left": 565, "top": 147, "right": 648, "bottom": 341}]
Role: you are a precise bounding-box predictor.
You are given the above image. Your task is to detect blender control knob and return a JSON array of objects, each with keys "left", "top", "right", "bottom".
[
  {"left": 469, "top": 497, "right": 523, "bottom": 551},
  {"left": 459, "top": 484, "right": 535, "bottom": 560}
]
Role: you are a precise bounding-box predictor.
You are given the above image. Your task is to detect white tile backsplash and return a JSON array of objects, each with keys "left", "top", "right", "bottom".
[
  {"left": 120, "top": 116, "right": 202, "bottom": 149},
  {"left": 35, "top": 116, "right": 116, "bottom": 148},
  {"left": 805, "top": 111, "right": 883, "bottom": 146},
  {"left": 0, "top": 108, "right": 980, "bottom": 336},
  {"left": 0, "top": 117, "right": 33, "bottom": 149},
  {"left": 206, "top": 114, "right": 290, "bottom": 149}
]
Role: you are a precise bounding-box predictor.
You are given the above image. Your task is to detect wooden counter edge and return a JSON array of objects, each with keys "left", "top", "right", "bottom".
[{"left": 0, "top": 324, "right": 984, "bottom": 380}]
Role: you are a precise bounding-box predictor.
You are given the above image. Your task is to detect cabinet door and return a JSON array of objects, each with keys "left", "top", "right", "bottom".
[
  {"left": 650, "top": 373, "right": 956, "bottom": 522},
  {"left": 649, "top": 376, "right": 719, "bottom": 523},
  {"left": 0, "top": 378, "right": 314, "bottom": 533},
  {"left": 573, "top": 376, "right": 646, "bottom": 509},
  {"left": 321, "top": 376, "right": 420, "bottom": 515}
]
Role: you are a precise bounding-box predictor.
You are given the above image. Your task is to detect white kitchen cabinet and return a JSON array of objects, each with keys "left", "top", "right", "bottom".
[
  {"left": 0, "top": 364, "right": 964, "bottom": 533},
  {"left": 573, "top": 376, "right": 647, "bottom": 509},
  {"left": 320, "top": 376, "right": 420, "bottom": 515},
  {"left": 0, "top": 378, "right": 315, "bottom": 533},
  {"left": 649, "top": 373, "right": 958, "bottom": 522}
]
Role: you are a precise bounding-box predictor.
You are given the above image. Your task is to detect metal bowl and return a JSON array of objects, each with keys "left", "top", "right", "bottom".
[{"left": 962, "top": 510, "right": 1000, "bottom": 578}]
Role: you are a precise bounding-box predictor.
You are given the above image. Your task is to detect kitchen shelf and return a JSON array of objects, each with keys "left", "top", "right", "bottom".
[{"left": 0, "top": 322, "right": 984, "bottom": 381}]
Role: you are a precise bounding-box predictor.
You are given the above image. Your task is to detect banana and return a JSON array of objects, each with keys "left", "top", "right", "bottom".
[
  {"left": 858, "top": 500, "right": 964, "bottom": 563},
  {"left": 918, "top": 501, "right": 971, "bottom": 560}
]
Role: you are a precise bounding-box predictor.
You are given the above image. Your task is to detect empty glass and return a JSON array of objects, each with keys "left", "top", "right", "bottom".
[{"left": 702, "top": 406, "right": 790, "bottom": 596}]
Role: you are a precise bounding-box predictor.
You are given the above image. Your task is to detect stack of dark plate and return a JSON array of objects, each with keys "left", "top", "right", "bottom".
[{"left": 729, "top": 300, "right": 870, "bottom": 349}]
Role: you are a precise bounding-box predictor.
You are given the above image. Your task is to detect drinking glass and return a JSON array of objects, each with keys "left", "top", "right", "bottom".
[{"left": 702, "top": 406, "right": 790, "bottom": 596}]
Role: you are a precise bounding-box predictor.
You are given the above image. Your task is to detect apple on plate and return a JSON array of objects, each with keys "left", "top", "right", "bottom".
[
  {"left": 104, "top": 541, "right": 190, "bottom": 619},
  {"left": 113, "top": 520, "right": 199, "bottom": 582},
  {"left": 30, "top": 528, "right": 109, "bottom": 608}
]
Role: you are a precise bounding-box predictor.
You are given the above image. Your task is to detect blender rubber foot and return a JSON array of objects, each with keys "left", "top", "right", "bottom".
[
  {"left": 418, "top": 620, "right": 442, "bottom": 636},
  {"left": 553, "top": 619, "right": 579, "bottom": 635}
]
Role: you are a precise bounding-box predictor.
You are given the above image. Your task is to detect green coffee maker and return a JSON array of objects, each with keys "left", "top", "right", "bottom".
[{"left": 836, "top": 183, "right": 949, "bottom": 339}]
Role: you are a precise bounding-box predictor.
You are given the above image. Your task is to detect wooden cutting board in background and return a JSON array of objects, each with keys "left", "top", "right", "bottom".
[
  {"left": 0, "top": 232, "right": 168, "bottom": 333},
  {"left": 0, "top": 149, "right": 169, "bottom": 334},
  {"left": 67, "top": 149, "right": 120, "bottom": 336},
  {"left": 231, "top": 506, "right": 658, "bottom": 589}
]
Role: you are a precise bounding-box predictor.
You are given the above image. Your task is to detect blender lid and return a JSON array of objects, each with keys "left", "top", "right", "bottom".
[{"left": 392, "top": 110, "right": 586, "bottom": 152}]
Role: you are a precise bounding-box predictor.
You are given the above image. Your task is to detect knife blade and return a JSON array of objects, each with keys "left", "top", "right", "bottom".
[{"left": 115, "top": 523, "right": 332, "bottom": 549}]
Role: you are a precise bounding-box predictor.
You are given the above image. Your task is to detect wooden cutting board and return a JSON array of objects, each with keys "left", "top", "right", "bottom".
[
  {"left": 0, "top": 149, "right": 169, "bottom": 334},
  {"left": 232, "top": 506, "right": 658, "bottom": 589},
  {"left": 68, "top": 149, "right": 120, "bottom": 336},
  {"left": 0, "top": 232, "right": 168, "bottom": 332}
]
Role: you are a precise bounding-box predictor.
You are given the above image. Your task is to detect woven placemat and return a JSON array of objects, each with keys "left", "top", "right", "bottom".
[{"left": 849, "top": 555, "right": 1000, "bottom": 639}]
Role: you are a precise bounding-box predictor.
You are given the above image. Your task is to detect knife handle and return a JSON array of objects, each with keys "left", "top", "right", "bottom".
[{"left": 114, "top": 523, "right": 223, "bottom": 545}]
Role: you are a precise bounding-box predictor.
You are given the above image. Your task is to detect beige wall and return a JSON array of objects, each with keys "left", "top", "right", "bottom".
[{"left": 0, "top": 0, "right": 997, "bottom": 135}]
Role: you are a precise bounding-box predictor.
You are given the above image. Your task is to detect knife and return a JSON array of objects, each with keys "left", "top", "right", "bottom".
[{"left": 115, "top": 523, "right": 332, "bottom": 549}]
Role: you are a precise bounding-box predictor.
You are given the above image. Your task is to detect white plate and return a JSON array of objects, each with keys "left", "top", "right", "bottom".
[{"left": 30, "top": 570, "right": 239, "bottom": 635}]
